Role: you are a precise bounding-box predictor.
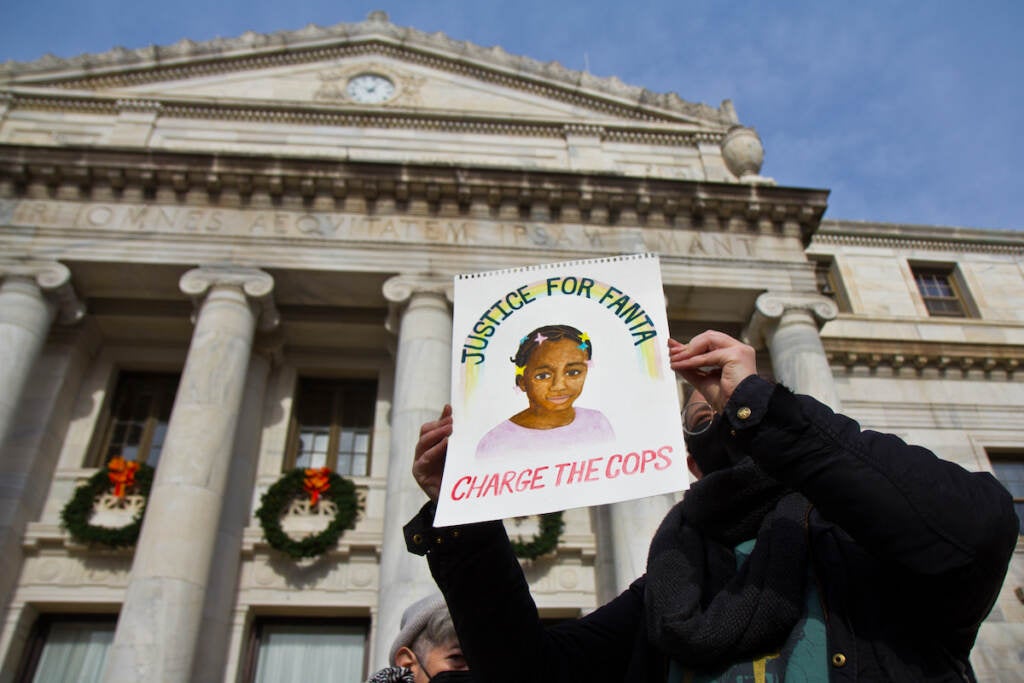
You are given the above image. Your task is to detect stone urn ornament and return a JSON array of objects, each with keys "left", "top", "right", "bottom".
[{"left": 721, "top": 126, "right": 768, "bottom": 182}]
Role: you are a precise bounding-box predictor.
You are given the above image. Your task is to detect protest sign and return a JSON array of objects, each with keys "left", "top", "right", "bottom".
[{"left": 434, "top": 253, "right": 688, "bottom": 527}]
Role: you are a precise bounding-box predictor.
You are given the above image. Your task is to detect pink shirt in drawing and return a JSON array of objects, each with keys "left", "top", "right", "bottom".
[{"left": 475, "top": 407, "right": 615, "bottom": 459}]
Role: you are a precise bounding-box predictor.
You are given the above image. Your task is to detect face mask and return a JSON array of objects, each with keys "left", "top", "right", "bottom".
[
  {"left": 411, "top": 651, "right": 475, "bottom": 683},
  {"left": 683, "top": 414, "right": 735, "bottom": 475},
  {"left": 428, "top": 672, "right": 475, "bottom": 683}
]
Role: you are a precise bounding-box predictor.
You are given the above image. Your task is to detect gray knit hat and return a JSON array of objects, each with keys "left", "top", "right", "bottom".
[{"left": 388, "top": 593, "right": 449, "bottom": 665}]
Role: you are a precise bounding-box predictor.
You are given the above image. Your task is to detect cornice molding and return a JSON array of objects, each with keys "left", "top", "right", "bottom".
[
  {"left": 2, "top": 93, "right": 118, "bottom": 114},
  {"left": 814, "top": 219, "right": 1024, "bottom": 254},
  {"left": 0, "top": 144, "right": 829, "bottom": 236},
  {"left": 813, "top": 231, "right": 1024, "bottom": 256},
  {"left": 160, "top": 99, "right": 569, "bottom": 137},
  {"left": 823, "top": 337, "right": 1022, "bottom": 378},
  {"left": 0, "top": 16, "right": 736, "bottom": 127},
  {"left": 0, "top": 90, "right": 725, "bottom": 147}
]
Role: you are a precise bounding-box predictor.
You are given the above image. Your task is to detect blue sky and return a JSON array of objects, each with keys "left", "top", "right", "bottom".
[{"left": 2, "top": 1, "right": 1021, "bottom": 230}]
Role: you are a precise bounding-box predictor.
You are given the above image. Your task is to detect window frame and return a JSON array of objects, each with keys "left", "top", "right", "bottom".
[
  {"left": 89, "top": 371, "right": 180, "bottom": 468},
  {"left": 808, "top": 254, "right": 850, "bottom": 313},
  {"left": 240, "top": 615, "right": 370, "bottom": 683},
  {"left": 14, "top": 614, "right": 117, "bottom": 683},
  {"left": 988, "top": 450, "right": 1024, "bottom": 537},
  {"left": 909, "top": 263, "right": 973, "bottom": 318},
  {"left": 284, "top": 377, "right": 377, "bottom": 476}
]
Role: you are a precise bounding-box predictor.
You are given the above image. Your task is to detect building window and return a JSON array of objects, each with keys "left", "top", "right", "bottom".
[
  {"left": 812, "top": 257, "right": 837, "bottom": 298},
  {"left": 16, "top": 615, "right": 115, "bottom": 683},
  {"left": 244, "top": 618, "right": 368, "bottom": 682},
  {"left": 808, "top": 255, "right": 850, "bottom": 313},
  {"left": 287, "top": 378, "right": 376, "bottom": 476},
  {"left": 911, "top": 266, "right": 967, "bottom": 317},
  {"left": 990, "top": 457, "right": 1024, "bottom": 535},
  {"left": 93, "top": 372, "right": 179, "bottom": 467}
]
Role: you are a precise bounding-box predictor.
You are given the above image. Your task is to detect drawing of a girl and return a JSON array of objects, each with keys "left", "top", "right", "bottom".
[{"left": 475, "top": 324, "right": 615, "bottom": 459}]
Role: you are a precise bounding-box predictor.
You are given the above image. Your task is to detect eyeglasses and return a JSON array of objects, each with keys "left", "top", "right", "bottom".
[{"left": 682, "top": 401, "right": 716, "bottom": 436}]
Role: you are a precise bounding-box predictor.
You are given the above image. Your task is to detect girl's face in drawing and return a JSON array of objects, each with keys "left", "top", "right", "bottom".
[{"left": 517, "top": 338, "right": 589, "bottom": 415}]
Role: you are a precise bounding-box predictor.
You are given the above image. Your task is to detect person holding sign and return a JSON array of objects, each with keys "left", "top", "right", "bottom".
[
  {"left": 406, "top": 330, "right": 1017, "bottom": 682},
  {"left": 475, "top": 324, "right": 615, "bottom": 459},
  {"left": 440, "top": 253, "right": 687, "bottom": 527}
]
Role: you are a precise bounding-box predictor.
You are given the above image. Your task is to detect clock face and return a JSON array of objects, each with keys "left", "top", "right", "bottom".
[{"left": 345, "top": 74, "right": 396, "bottom": 104}]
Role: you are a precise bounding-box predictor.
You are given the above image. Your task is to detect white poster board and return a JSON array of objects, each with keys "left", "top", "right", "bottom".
[{"left": 434, "top": 253, "right": 688, "bottom": 527}]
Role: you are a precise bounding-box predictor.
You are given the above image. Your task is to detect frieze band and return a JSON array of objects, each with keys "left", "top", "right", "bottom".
[{"left": 3, "top": 198, "right": 767, "bottom": 259}]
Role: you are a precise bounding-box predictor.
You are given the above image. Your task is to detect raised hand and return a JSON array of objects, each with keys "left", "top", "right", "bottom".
[
  {"left": 669, "top": 331, "right": 757, "bottom": 412},
  {"left": 413, "top": 404, "right": 453, "bottom": 501}
]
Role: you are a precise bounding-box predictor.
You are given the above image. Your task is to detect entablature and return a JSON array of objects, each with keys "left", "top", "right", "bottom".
[{"left": 0, "top": 143, "right": 828, "bottom": 241}]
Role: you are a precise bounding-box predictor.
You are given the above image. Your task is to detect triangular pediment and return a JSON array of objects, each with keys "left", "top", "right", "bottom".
[
  {"left": 0, "top": 14, "right": 737, "bottom": 132},
  {"left": 104, "top": 53, "right": 648, "bottom": 126}
]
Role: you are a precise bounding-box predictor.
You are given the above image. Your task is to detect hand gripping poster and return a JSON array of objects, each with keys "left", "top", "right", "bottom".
[{"left": 434, "top": 253, "right": 688, "bottom": 527}]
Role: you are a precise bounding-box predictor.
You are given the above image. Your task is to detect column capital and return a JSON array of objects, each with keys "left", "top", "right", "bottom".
[
  {"left": 383, "top": 274, "right": 453, "bottom": 336},
  {"left": 382, "top": 274, "right": 453, "bottom": 305},
  {"left": 0, "top": 258, "right": 85, "bottom": 325},
  {"left": 179, "top": 265, "right": 279, "bottom": 331},
  {"left": 743, "top": 291, "right": 838, "bottom": 348}
]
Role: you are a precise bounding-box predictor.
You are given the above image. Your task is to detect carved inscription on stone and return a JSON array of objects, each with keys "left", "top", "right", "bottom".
[{"left": 3, "top": 199, "right": 762, "bottom": 260}]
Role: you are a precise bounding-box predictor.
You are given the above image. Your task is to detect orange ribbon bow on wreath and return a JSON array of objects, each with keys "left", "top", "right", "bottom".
[
  {"left": 303, "top": 467, "right": 332, "bottom": 506},
  {"left": 107, "top": 456, "right": 141, "bottom": 498}
]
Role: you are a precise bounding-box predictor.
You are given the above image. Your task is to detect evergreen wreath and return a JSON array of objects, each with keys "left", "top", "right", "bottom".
[
  {"left": 60, "top": 460, "right": 155, "bottom": 548},
  {"left": 510, "top": 511, "right": 564, "bottom": 560},
  {"left": 256, "top": 468, "right": 362, "bottom": 559}
]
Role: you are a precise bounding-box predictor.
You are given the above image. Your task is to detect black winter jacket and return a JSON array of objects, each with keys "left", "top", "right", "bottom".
[{"left": 405, "top": 376, "right": 1018, "bottom": 682}]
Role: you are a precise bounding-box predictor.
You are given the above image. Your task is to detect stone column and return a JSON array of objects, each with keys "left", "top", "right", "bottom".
[
  {"left": 743, "top": 292, "right": 841, "bottom": 410},
  {"left": 373, "top": 275, "right": 452, "bottom": 668},
  {"left": 606, "top": 494, "right": 677, "bottom": 594},
  {"left": 0, "top": 260, "right": 85, "bottom": 657},
  {"left": 102, "top": 266, "right": 278, "bottom": 683},
  {"left": 191, "top": 339, "right": 277, "bottom": 683},
  {"left": 0, "top": 260, "right": 83, "bottom": 452}
]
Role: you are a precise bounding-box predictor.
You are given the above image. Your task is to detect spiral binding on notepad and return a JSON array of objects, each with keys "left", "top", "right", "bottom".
[{"left": 455, "top": 252, "right": 656, "bottom": 280}]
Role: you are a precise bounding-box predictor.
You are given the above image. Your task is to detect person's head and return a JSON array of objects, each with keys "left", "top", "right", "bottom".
[
  {"left": 682, "top": 389, "right": 735, "bottom": 479},
  {"left": 511, "top": 324, "right": 592, "bottom": 416},
  {"left": 390, "top": 595, "right": 467, "bottom": 683}
]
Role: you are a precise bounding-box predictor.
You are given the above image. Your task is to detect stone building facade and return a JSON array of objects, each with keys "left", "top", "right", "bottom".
[{"left": 0, "top": 12, "right": 1021, "bottom": 682}]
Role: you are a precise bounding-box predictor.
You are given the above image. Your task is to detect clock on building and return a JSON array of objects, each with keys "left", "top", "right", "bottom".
[{"left": 345, "top": 73, "right": 396, "bottom": 104}]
